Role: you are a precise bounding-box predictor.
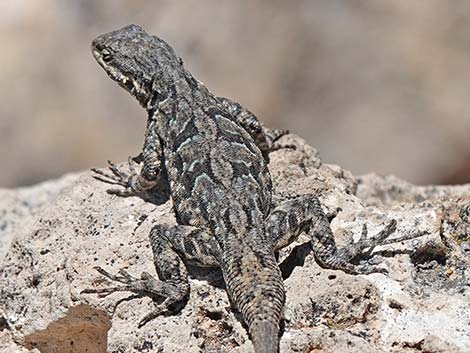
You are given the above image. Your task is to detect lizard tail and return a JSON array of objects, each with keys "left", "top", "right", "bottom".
[
  {"left": 250, "top": 319, "right": 280, "bottom": 353},
  {"left": 222, "top": 238, "right": 285, "bottom": 353}
]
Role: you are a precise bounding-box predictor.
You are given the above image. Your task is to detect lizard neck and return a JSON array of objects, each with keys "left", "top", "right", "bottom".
[
  {"left": 146, "top": 69, "right": 219, "bottom": 131},
  {"left": 146, "top": 68, "right": 215, "bottom": 116}
]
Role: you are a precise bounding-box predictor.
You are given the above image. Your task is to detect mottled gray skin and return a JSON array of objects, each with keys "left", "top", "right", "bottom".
[{"left": 83, "top": 25, "right": 424, "bottom": 353}]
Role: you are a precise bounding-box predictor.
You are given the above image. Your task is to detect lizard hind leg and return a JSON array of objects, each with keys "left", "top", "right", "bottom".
[
  {"left": 81, "top": 266, "right": 185, "bottom": 327},
  {"left": 267, "top": 195, "right": 426, "bottom": 275},
  {"left": 82, "top": 224, "right": 221, "bottom": 327}
]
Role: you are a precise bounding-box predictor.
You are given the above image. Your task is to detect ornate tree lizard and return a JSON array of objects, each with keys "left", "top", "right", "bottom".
[{"left": 83, "top": 25, "right": 425, "bottom": 353}]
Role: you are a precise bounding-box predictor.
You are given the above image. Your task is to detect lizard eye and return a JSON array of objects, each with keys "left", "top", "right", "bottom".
[{"left": 101, "top": 49, "right": 113, "bottom": 63}]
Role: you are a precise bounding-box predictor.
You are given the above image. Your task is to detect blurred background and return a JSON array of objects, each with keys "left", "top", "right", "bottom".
[{"left": 1, "top": 0, "right": 469, "bottom": 187}]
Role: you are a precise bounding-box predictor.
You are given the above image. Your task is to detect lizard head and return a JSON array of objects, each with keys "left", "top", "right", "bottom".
[{"left": 92, "top": 24, "right": 182, "bottom": 109}]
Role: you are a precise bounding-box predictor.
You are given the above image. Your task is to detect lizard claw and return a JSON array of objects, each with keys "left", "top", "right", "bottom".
[
  {"left": 137, "top": 304, "right": 169, "bottom": 328},
  {"left": 91, "top": 158, "right": 140, "bottom": 196},
  {"left": 82, "top": 266, "right": 187, "bottom": 325}
]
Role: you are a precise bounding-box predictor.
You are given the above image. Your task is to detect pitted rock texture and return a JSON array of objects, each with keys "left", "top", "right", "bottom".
[{"left": 0, "top": 135, "right": 469, "bottom": 353}]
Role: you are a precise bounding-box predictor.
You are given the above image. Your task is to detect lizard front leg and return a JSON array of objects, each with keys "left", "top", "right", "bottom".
[
  {"left": 82, "top": 224, "right": 221, "bottom": 327},
  {"left": 266, "top": 195, "right": 428, "bottom": 274},
  {"left": 217, "top": 96, "right": 288, "bottom": 154},
  {"left": 92, "top": 117, "right": 163, "bottom": 196}
]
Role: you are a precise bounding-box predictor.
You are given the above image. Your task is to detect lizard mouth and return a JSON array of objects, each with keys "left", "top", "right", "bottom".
[
  {"left": 92, "top": 47, "right": 150, "bottom": 107},
  {"left": 92, "top": 49, "right": 135, "bottom": 93}
]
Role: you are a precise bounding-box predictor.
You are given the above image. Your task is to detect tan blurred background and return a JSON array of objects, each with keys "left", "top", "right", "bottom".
[{"left": 1, "top": 0, "right": 469, "bottom": 187}]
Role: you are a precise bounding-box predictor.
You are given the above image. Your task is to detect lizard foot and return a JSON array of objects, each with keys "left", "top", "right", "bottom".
[
  {"left": 334, "top": 220, "right": 429, "bottom": 274},
  {"left": 266, "top": 128, "right": 289, "bottom": 143},
  {"left": 81, "top": 266, "right": 188, "bottom": 327},
  {"left": 91, "top": 157, "right": 140, "bottom": 196},
  {"left": 261, "top": 128, "right": 294, "bottom": 152}
]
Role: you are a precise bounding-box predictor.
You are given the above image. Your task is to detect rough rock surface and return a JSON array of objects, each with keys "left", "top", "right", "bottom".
[
  {"left": 0, "top": 135, "right": 468, "bottom": 353},
  {"left": 0, "top": 174, "right": 80, "bottom": 264}
]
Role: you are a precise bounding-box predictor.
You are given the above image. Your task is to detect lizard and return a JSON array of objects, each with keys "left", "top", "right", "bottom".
[{"left": 82, "top": 25, "right": 426, "bottom": 353}]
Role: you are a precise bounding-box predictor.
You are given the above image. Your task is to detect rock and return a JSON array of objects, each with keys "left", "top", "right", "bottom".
[
  {"left": 0, "top": 174, "right": 80, "bottom": 264},
  {"left": 0, "top": 135, "right": 468, "bottom": 353}
]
